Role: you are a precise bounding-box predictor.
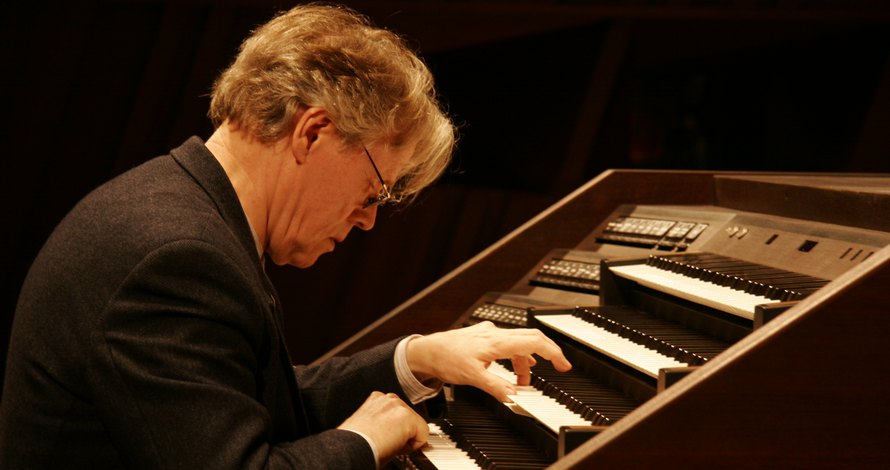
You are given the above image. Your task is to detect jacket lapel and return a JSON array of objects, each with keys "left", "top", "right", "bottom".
[{"left": 169, "top": 136, "right": 312, "bottom": 438}]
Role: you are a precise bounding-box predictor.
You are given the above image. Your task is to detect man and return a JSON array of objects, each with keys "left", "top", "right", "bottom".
[{"left": 0, "top": 4, "right": 570, "bottom": 468}]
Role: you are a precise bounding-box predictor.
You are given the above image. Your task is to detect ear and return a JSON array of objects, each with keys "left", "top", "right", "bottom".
[{"left": 290, "top": 106, "right": 331, "bottom": 165}]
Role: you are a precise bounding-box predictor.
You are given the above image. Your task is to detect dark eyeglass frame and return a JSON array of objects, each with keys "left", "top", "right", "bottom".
[{"left": 362, "top": 145, "right": 395, "bottom": 208}]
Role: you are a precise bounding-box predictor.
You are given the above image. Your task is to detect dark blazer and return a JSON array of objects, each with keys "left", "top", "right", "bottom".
[{"left": 0, "top": 137, "right": 407, "bottom": 469}]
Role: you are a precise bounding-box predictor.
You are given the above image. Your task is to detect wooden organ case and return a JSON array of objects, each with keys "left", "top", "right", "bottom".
[{"left": 315, "top": 171, "right": 890, "bottom": 468}]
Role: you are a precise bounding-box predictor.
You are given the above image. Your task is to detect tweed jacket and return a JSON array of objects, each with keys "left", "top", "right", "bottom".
[{"left": 0, "top": 137, "right": 406, "bottom": 469}]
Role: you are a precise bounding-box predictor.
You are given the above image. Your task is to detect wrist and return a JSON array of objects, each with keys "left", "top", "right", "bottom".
[{"left": 405, "top": 334, "right": 437, "bottom": 382}]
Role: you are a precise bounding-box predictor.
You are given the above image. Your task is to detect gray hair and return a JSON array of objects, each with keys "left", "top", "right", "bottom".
[{"left": 209, "top": 3, "right": 456, "bottom": 201}]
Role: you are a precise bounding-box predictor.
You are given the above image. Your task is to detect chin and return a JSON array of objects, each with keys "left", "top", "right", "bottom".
[
  {"left": 287, "top": 255, "right": 318, "bottom": 269},
  {"left": 267, "top": 251, "right": 314, "bottom": 269},
  {"left": 290, "top": 250, "right": 325, "bottom": 269},
  {"left": 270, "top": 242, "right": 330, "bottom": 269}
]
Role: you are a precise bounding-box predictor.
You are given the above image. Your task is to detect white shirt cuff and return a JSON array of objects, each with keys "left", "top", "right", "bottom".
[{"left": 395, "top": 335, "right": 442, "bottom": 404}]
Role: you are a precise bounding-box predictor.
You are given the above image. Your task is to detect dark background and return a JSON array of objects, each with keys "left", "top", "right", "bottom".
[{"left": 2, "top": 0, "right": 889, "bottom": 386}]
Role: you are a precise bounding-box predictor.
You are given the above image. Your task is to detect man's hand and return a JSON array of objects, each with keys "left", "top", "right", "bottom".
[
  {"left": 405, "top": 321, "right": 572, "bottom": 402},
  {"left": 338, "top": 392, "right": 429, "bottom": 465}
]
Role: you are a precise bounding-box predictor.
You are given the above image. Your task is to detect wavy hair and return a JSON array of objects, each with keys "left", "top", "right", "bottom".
[{"left": 209, "top": 3, "right": 455, "bottom": 201}]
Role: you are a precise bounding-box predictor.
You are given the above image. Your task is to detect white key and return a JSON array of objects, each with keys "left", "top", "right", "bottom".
[{"left": 609, "top": 264, "right": 777, "bottom": 320}]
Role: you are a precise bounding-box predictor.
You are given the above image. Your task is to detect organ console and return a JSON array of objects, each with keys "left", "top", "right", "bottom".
[{"left": 314, "top": 171, "right": 890, "bottom": 468}]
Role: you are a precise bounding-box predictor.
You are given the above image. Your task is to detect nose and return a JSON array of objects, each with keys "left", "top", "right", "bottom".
[{"left": 349, "top": 204, "right": 377, "bottom": 231}]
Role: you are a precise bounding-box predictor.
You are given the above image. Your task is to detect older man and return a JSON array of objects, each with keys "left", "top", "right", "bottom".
[{"left": 0, "top": 4, "right": 570, "bottom": 468}]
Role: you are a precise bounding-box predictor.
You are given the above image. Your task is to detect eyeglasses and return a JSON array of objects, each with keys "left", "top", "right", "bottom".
[{"left": 362, "top": 145, "right": 395, "bottom": 208}]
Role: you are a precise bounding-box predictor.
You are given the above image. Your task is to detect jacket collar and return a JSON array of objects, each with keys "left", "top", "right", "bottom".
[{"left": 169, "top": 136, "right": 265, "bottom": 276}]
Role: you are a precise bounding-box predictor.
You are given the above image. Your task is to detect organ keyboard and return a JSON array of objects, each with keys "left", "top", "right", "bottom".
[
  {"left": 317, "top": 171, "right": 890, "bottom": 468},
  {"left": 420, "top": 423, "right": 481, "bottom": 470},
  {"left": 608, "top": 263, "right": 775, "bottom": 319},
  {"left": 534, "top": 313, "right": 689, "bottom": 377},
  {"left": 486, "top": 362, "right": 593, "bottom": 433},
  {"left": 606, "top": 252, "right": 830, "bottom": 320}
]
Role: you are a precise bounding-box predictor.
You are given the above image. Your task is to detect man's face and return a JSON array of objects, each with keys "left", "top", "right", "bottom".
[{"left": 264, "top": 127, "right": 413, "bottom": 268}]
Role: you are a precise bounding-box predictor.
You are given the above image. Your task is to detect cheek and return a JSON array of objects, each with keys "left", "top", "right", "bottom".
[
  {"left": 280, "top": 208, "right": 343, "bottom": 251},
  {"left": 267, "top": 187, "right": 360, "bottom": 265}
]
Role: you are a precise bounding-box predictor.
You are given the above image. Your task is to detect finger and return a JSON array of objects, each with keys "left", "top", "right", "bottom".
[
  {"left": 411, "top": 415, "right": 429, "bottom": 450},
  {"left": 401, "top": 403, "right": 430, "bottom": 453},
  {"left": 502, "top": 329, "right": 573, "bottom": 372},
  {"left": 511, "top": 355, "right": 532, "bottom": 386},
  {"left": 477, "top": 371, "right": 516, "bottom": 402}
]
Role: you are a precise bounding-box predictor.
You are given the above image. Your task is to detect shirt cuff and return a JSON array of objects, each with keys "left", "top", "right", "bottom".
[{"left": 395, "top": 335, "right": 442, "bottom": 404}]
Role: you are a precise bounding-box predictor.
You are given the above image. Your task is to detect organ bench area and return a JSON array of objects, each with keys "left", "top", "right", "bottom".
[{"left": 313, "top": 171, "right": 890, "bottom": 468}]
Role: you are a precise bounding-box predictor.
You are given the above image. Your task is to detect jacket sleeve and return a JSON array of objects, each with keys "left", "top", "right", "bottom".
[
  {"left": 293, "top": 338, "right": 406, "bottom": 432},
  {"left": 89, "top": 239, "right": 375, "bottom": 469}
]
